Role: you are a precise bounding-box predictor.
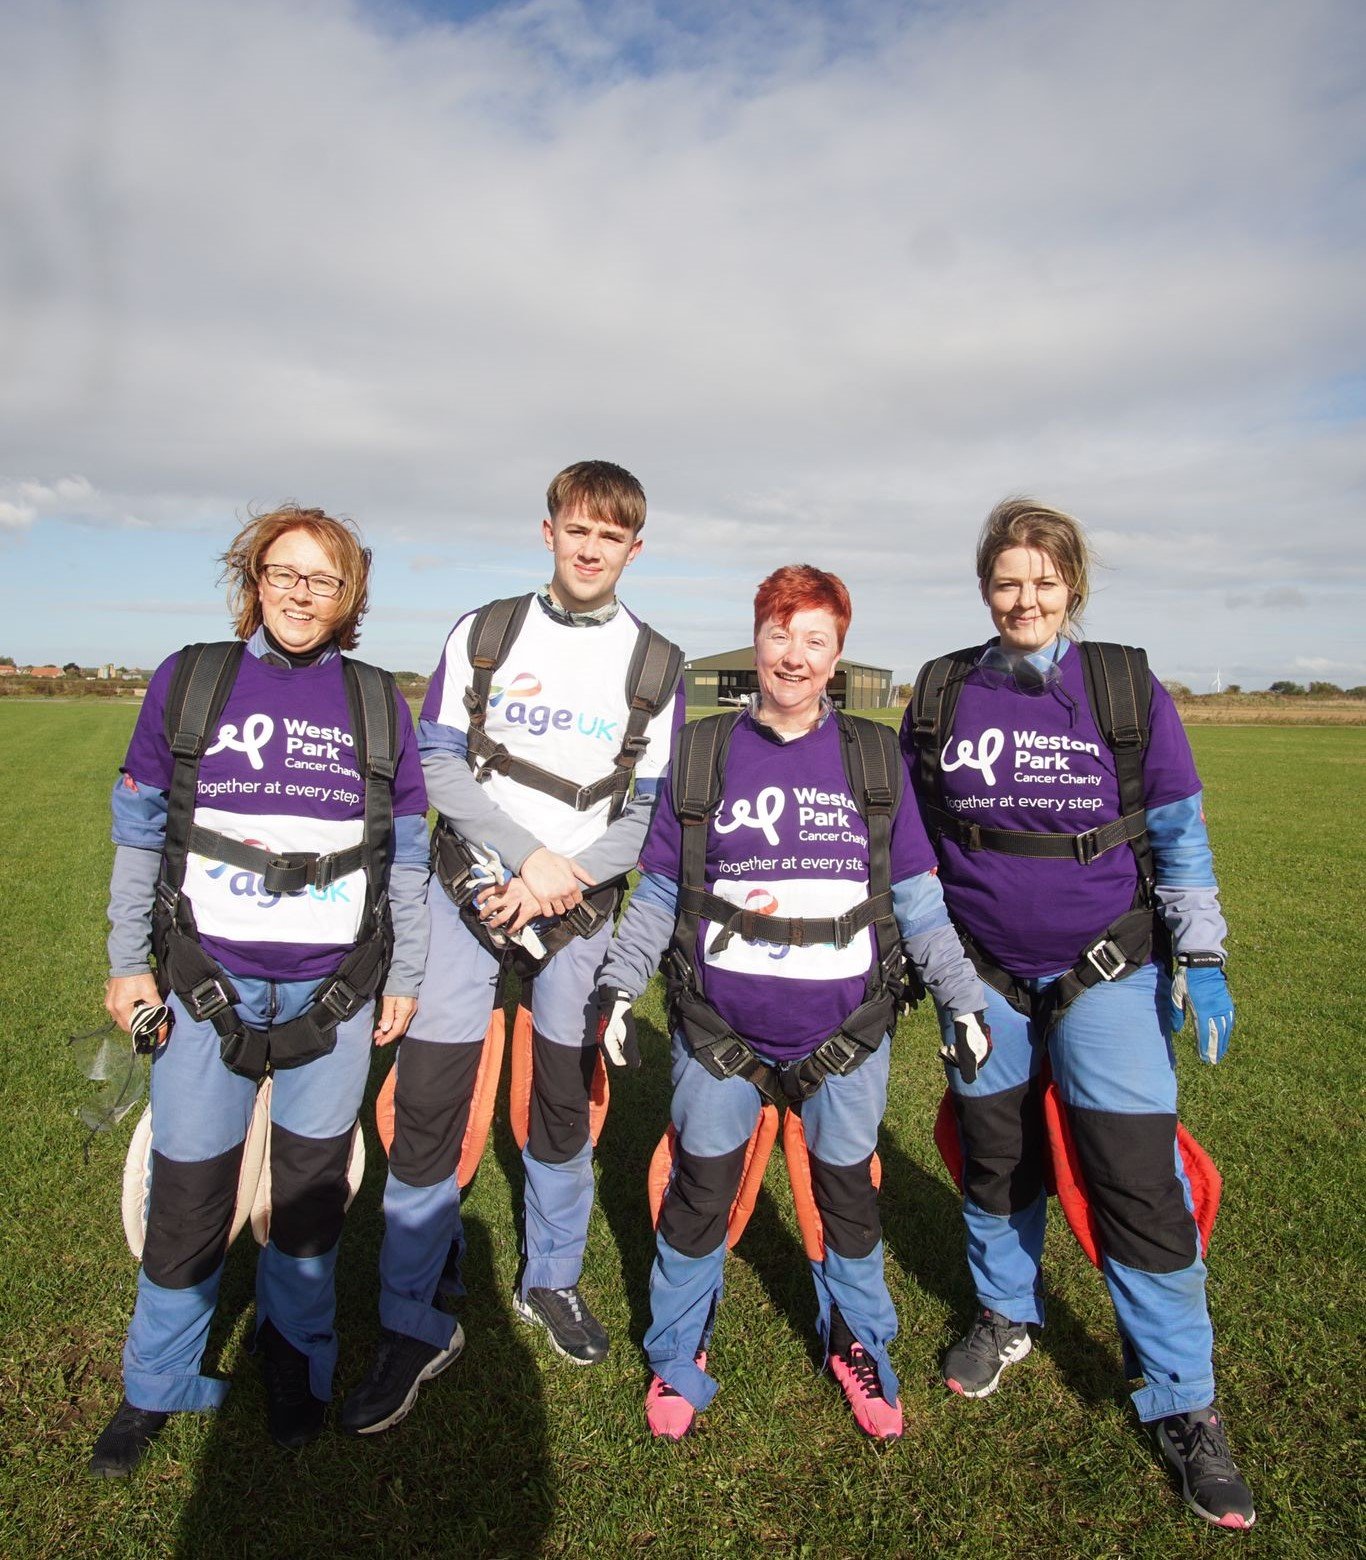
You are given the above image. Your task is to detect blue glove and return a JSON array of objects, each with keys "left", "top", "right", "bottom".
[{"left": 1168, "top": 963, "right": 1234, "bottom": 1064}]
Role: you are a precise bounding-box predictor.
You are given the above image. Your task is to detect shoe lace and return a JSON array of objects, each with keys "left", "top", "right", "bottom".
[
  {"left": 840, "top": 1343, "right": 886, "bottom": 1401},
  {"left": 965, "top": 1310, "right": 1021, "bottom": 1360},
  {"left": 264, "top": 1341, "right": 311, "bottom": 1406},
  {"left": 1178, "top": 1416, "right": 1240, "bottom": 1480},
  {"left": 551, "top": 1287, "right": 585, "bottom": 1323}
]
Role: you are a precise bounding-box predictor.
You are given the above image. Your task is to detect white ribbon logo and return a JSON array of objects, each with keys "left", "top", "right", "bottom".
[
  {"left": 714, "top": 786, "right": 785, "bottom": 847},
  {"left": 206, "top": 713, "right": 275, "bottom": 772},
  {"left": 941, "top": 727, "right": 1004, "bottom": 788}
]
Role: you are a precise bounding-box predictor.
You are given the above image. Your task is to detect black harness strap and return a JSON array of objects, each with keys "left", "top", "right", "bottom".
[
  {"left": 910, "top": 638, "right": 1160, "bottom": 1031},
  {"left": 664, "top": 711, "right": 912, "bottom": 1105},
  {"left": 462, "top": 594, "right": 683, "bottom": 822},
  {"left": 152, "top": 643, "right": 399, "bottom": 1080}
]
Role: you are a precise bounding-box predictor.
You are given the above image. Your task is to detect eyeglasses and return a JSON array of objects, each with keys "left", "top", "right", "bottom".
[{"left": 259, "top": 564, "right": 344, "bottom": 598}]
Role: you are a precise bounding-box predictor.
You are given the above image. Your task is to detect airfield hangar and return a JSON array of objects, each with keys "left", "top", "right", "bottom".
[{"left": 682, "top": 647, "right": 894, "bottom": 710}]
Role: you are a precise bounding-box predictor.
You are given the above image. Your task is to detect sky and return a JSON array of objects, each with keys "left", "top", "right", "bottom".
[{"left": 3, "top": 0, "right": 1364, "bottom": 689}]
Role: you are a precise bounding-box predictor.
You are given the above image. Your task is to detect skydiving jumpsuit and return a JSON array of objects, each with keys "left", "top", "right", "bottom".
[
  {"left": 901, "top": 639, "right": 1230, "bottom": 1421},
  {"left": 602, "top": 705, "right": 985, "bottom": 1412},
  {"left": 377, "top": 594, "right": 683, "bottom": 1352},
  {"left": 108, "top": 630, "right": 429, "bottom": 1410}
]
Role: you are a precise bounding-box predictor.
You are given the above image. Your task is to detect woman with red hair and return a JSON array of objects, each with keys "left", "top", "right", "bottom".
[{"left": 598, "top": 565, "right": 986, "bottom": 1440}]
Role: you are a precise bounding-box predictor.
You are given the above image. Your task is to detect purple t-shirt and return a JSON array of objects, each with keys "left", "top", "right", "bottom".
[
  {"left": 641, "top": 712, "right": 937, "bottom": 1060},
  {"left": 902, "top": 643, "right": 1200, "bottom": 977},
  {"left": 124, "top": 649, "right": 427, "bottom": 981}
]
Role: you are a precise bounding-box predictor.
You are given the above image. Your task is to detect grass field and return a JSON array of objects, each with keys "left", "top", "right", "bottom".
[{"left": 0, "top": 704, "right": 1362, "bottom": 1558}]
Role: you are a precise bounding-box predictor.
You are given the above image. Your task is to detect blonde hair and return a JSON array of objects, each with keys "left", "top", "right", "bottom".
[
  {"left": 976, "top": 497, "right": 1093, "bottom": 631},
  {"left": 221, "top": 504, "right": 371, "bottom": 650}
]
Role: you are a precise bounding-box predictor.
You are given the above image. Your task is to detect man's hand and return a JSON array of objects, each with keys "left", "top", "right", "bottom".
[
  {"left": 520, "top": 848, "right": 597, "bottom": 919},
  {"left": 1168, "top": 961, "right": 1234, "bottom": 1064},
  {"left": 374, "top": 995, "right": 418, "bottom": 1047},
  {"left": 595, "top": 985, "right": 639, "bottom": 1070},
  {"left": 106, "top": 973, "right": 162, "bottom": 1034},
  {"left": 940, "top": 1011, "right": 993, "bottom": 1085},
  {"left": 477, "top": 876, "right": 543, "bottom": 935}
]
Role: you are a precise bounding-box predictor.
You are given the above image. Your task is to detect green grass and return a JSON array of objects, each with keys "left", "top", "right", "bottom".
[{"left": 0, "top": 707, "right": 1362, "bottom": 1557}]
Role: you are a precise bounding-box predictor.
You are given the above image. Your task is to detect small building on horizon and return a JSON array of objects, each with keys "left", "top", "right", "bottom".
[{"left": 683, "top": 647, "right": 893, "bottom": 709}]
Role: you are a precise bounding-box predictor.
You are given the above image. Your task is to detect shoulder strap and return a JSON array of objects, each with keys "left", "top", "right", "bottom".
[
  {"left": 604, "top": 624, "right": 685, "bottom": 819},
  {"left": 908, "top": 647, "right": 979, "bottom": 820},
  {"left": 463, "top": 595, "right": 534, "bottom": 767},
  {"left": 1077, "top": 641, "right": 1154, "bottom": 891},
  {"left": 161, "top": 642, "right": 247, "bottom": 892},
  {"left": 835, "top": 712, "right": 904, "bottom": 965},
  {"left": 342, "top": 657, "right": 400, "bottom": 920},
  {"left": 671, "top": 712, "right": 744, "bottom": 956}
]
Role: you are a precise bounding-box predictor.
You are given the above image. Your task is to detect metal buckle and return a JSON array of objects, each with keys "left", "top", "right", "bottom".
[
  {"left": 1072, "top": 829, "right": 1101, "bottom": 865},
  {"left": 317, "top": 977, "right": 358, "bottom": 1020},
  {"left": 186, "top": 976, "right": 233, "bottom": 1021},
  {"left": 710, "top": 1038, "right": 751, "bottom": 1078},
  {"left": 813, "top": 1032, "right": 860, "bottom": 1076},
  {"left": 1084, "top": 938, "right": 1128, "bottom": 982}
]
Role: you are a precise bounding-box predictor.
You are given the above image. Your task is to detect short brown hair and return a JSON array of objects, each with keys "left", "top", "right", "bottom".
[
  {"left": 546, "top": 460, "right": 647, "bottom": 534},
  {"left": 753, "top": 564, "right": 852, "bottom": 650},
  {"left": 976, "top": 497, "right": 1093, "bottom": 630},
  {"left": 221, "top": 504, "right": 372, "bottom": 650}
]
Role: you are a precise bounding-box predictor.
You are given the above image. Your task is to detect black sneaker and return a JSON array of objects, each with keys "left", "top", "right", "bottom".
[
  {"left": 88, "top": 1398, "right": 169, "bottom": 1479},
  {"left": 257, "top": 1319, "right": 326, "bottom": 1450},
  {"left": 1153, "top": 1406, "right": 1256, "bottom": 1529},
  {"left": 513, "top": 1285, "right": 609, "bottom": 1365},
  {"left": 340, "top": 1324, "right": 465, "bottom": 1435},
  {"left": 942, "top": 1307, "right": 1032, "bottom": 1398}
]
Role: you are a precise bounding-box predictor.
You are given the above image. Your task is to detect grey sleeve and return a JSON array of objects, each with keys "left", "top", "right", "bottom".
[
  {"left": 422, "top": 749, "right": 544, "bottom": 871},
  {"left": 108, "top": 845, "right": 161, "bottom": 977},
  {"left": 1153, "top": 884, "right": 1229, "bottom": 960},
  {"left": 575, "top": 791, "right": 656, "bottom": 885},
  {"left": 905, "top": 922, "right": 986, "bottom": 1020},
  {"left": 383, "top": 858, "right": 430, "bottom": 998},
  {"left": 599, "top": 896, "right": 675, "bottom": 999}
]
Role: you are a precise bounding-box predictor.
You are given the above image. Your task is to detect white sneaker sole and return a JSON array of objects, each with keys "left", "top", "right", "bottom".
[
  {"left": 944, "top": 1331, "right": 1032, "bottom": 1399},
  {"left": 348, "top": 1323, "right": 465, "bottom": 1436},
  {"left": 513, "top": 1293, "right": 607, "bottom": 1366}
]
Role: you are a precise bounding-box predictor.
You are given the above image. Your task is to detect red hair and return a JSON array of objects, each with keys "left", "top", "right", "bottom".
[{"left": 753, "top": 564, "right": 851, "bottom": 649}]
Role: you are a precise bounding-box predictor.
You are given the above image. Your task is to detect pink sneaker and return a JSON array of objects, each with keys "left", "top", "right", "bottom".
[
  {"left": 829, "top": 1342, "right": 904, "bottom": 1440},
  {"left": 645, "top": 1352, "right": 706, "bottom": 1441}
]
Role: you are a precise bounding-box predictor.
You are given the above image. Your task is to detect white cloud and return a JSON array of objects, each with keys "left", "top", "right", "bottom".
[{"left": 1, "top": 0, "right": 1363, "bottom": 683}]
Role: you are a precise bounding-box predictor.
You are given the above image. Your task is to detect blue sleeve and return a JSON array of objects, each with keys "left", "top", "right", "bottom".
[
  {"left": 392, "top": 811, "right": 430, "bottom": 869},
  {"left": 111, "top": 777, "right": 168, "bottom": 850},
  {"left": 1147, "top": 793, "right": 1216, "bottom": 887},
  {"left": 418, "top": 716, "right": 467, "bottom": 760}
]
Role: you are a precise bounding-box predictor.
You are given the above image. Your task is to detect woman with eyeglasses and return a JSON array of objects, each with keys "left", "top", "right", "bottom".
[
  {"left": 900, "top": 498, "right": 1254, "bottom": 1530},
  {"left": 89, "top": 505, "right": 429, "bottom": 1477}
]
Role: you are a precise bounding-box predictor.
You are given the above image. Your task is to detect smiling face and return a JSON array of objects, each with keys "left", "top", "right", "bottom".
[
  {"left": 542, "top": 502, "right": 643, "bottom": 613},
  {"left": 256, "top": 527, "right": 347, "bottom": 654},
  {"left": 754, "top": 607, "right": 842, "bottom": 733},
  {"left": 983, "top": 544, "right": 1072, "bottom": 653}
]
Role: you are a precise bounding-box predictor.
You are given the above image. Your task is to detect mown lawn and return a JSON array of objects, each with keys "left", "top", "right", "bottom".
[{"left": 0, "top": 705, "right": 1361, "bottom": 1558}]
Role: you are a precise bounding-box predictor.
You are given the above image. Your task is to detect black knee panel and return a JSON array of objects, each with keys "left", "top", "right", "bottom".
[
  {"left": 390, "top": 1037, "right": 483, "bottom": 1187},
  {"left": 954, "top": 1078, "right": 1046, "bottom": 1216},
  {"left": 1067, "top": 1107, "right": 1197, "bottom": 1273},
  {"left": 658, "top": 1143, "right": 747, "bottom": 1258},
  {"left": 809, "top": 1151, "right": 880, "bottom": 1259},
  {"left": 268, "top": 1122, "right": 352, "bottom": 1258},
  {"left": 143, "top": 1143, "right": 243, "bottom": 1289},
  {"left": 527, "top": 1030, "right": 595, "bottom": 1166}
]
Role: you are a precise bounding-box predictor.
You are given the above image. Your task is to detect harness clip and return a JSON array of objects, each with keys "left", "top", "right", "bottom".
[
  {"left": 185, "top": 976, "right": 235, "bottom": 1022},
  {"left": 1072, "top": 828, "right": 1101, "bottom": 865},
  {"left": 1083, "top": 938, "right": 1128, "bottom": 982},
  {"left": 262, "top": 854, "right": 317, "bottom": 894},
  {"left": 317, "top": 977, "right": 360, "bottom": 1020},
  {"left": 811, "top": 1031, "right": 861, "bottom": 1076}
]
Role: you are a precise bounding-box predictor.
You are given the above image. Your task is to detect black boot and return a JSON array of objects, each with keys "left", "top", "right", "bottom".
[
  {"left": 88, "top": 1398, "right": 169, "bottom": 1479},
  {"left": 257, "top": 1319, "right": 326, "bottom": 1450}
]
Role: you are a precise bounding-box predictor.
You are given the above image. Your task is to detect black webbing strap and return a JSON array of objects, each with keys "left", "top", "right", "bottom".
[
  {"left": 162, "top": 641, "right": 247, "bottom": 894},
  {"left": 1078, "top": 641, "right": 1154, "bottom": 892},
  {"left": 152, "top": 642, "right": 399, "bottom": 1080},
  {"left": 909, "top": 647, "right": 978, "bottom": 809},
  {"left": 922, "top": 803, "right": 1149, "bottom": 865},
  {"left": 462, "top": 595, "right": 682, "bottom": 819},
  {"left": 681, "top": 885, "right": 893, "bottom": 955},
  {"left": 672, "top": 712, "right": 744, "bottom": 955}
]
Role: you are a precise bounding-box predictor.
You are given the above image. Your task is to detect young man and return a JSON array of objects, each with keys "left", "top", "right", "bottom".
[{"left": 343, "top": 461, "right": 684, "bottom": 1434}]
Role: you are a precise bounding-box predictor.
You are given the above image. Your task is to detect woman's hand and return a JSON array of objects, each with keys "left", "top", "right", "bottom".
[
  {"left": 519, "top": 847, "right": 596, "bottom": 918},
  {"left": 105, "top": 973, "right": 162, "bottom": 1034},
  {"left": 478, "top": 876, "right": 543, "bottom": 934},
  {"left": 374, "top": 995, "right": 417, "bottom": 1046}
]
